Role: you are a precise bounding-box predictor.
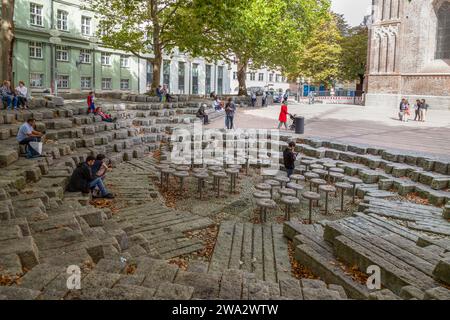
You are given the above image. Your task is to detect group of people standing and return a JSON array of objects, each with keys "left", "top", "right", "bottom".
[
  {"left": 399, "top": 98, "right": 429, "bottom": 122},
  {"left": 1, "top": 80, "right": 29, "bottom": 110}
]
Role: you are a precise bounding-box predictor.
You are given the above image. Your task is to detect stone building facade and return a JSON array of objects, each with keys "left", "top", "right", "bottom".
[{"left": 366, "top": 0, "right": 450, "bottom": 110}]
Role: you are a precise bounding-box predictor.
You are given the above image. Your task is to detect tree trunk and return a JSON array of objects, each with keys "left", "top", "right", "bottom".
[
  {"left": 151, "top": 53, "right": 162, "bottom": 95},
  {"left": 357, "top": 74, "right": 365, "bottom": 92},
  {"left": 237, "top": 59, "right": 248, "bottom": 96},
  {"left": 1, "top": 0, "right": 15, "bottom": 82},
  {"left": 149, "top": 0, "right": 162, "bottom": 95}
]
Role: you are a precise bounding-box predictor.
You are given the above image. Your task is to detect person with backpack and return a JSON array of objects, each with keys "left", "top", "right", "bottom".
[{"left": 283, "top": 141, "right": 298, "bottom": 178}]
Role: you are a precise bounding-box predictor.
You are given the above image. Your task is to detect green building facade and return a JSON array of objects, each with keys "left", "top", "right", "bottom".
[{"left": 12, "top": 0, "right": 139, "bottom": 95}]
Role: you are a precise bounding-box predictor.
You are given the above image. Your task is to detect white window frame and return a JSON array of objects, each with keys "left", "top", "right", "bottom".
[
  {"left": 101, "top": 52, "right": 111, "bottom": 66},
  {"left": 120, "top": 79, "right": 130, "bottom": 90},
  {"left": 258, "top": 73, "right": 264, "bottom": 82},
  {"left": 120, "top": 56, "right": 130, "bottom": 68},
  {"left": 30, "top": 73, "right": 44, "bottom": 88},
  {"left": 57, "top": 10, "right": 68, "bottom": 31},
  {"left": 250, "top": 73, "right": 256, "bottom": 81},
  {"left": 80, "top": 49, "right": 91, "bottom": 64},
  {"left": 81, "top": 77, "right": 92, "bottom": 90},
  {"left": 81, "top": 16, "right": 91, "bottom": 36},
  {"left": 57, "top": 75, "right": 70, "bottom": 89},
  {"left": 102, "top": 78, "right": 112, "bottom": 90},
  {"left": 56, "top": 46, "right": 69, "bottom": 61},
  {"left": 29, "top": 42, "right": 43, "bottom": 59},
  {"left": 30, "top": 3, "right": 43, "bottom": 27}
]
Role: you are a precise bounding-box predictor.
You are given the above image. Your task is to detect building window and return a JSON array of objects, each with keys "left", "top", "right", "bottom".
[
  {"left": 101, "top": 53, "right": 111, "bottom": 66},
  {"left": 217, "top": 66, "right": 224, "bottom": 95},
  {"left": 81, "top": 16, "right": 91, "bottom": 36},
  {"left": 163, "top": 60, "right": 170, "bottom": 89},
  {"left": 233, "top": 72, "right": 237, "bottom": 80},
  {"left": 30, "top": 73, "right": 44, "bottom": 88},
  {"left": 276, "top": 75, "right": 281, "bottom": 82},
  {"left": 258, "top": 73, "right": 264, "bottom": 82},
  {"left": 30, "top": 3, "right": 43, "bottom": 27},
  {"left": 178, "top": 61, "right": 185, "bottom": 94},
  {"left": 56, "top": 46, "right": 69, "bottom": 61},
  {"left": 436, "top": 2, "right": 450, "bottom": 59},
  {"left": 57, "top": 75, "right": 69, "bottom": 89},
  {"left": 205, "top": 65, "right": 212, "bottom": 94},
  {"left": 102, "top": 78, "right": 112, "bottom": 90},
  {"left": 120, "top": 79, "right": 130, "bottom": 90},
  {"left": 57, "top": 10, "right": 68, "bottom": 31},
  {"left": 81, "top": 77, "right": 92, "bottom": 90},
  {"left": 80, "top": 49, "right": 91, "bottom": 64},
  {"left": 269, "top": 73, "right": 274, "bottom": 82},
  {"left": 29, "top": 42, "right": 43, "bottom": 59},
  {"left": 192, "top": 63, "right": 199, "bottom": 95},
  {"left": 120, "top": 55, "right": 130, "bottom": 68}
]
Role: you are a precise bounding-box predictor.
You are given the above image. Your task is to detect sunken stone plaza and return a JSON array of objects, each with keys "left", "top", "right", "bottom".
[
  {"left": 0, "top": 0, "right": 449, "bottom": 304},
  {"left": 0, "top": 94, "right": 449, "bottom": 301}
]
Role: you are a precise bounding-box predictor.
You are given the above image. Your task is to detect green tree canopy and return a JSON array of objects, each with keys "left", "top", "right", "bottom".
[
  {"left": 339, "top": 25, "right": 368, "bottom": 87},
  {"left": 293, "top": 14, "right": 342, "bottom": 88}
]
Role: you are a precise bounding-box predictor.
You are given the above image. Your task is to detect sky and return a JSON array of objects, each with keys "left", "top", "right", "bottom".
[{"left": 331, "top": 0, "right": 373, "bottom": 26}]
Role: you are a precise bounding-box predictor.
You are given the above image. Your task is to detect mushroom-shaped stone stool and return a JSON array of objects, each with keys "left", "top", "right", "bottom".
[
  {"left": 345, "top": 177, "right": 363, "bottom": 203},
  {"left": 329, "top": 172, "right": 345, "bottom": 184},
  {"left": 310, "top": 164, "right": 324, "bottom": 171},
  {"left": 335, "top": 182, "right": 352, "bottom": 212},
  {"left": 212, "top": 171, "right": 227, "bottom": 198},
  {"left": 304, "top": 172, "right": 320, "bottom": 191},
  {"left": 274, "top": 176, "right": 290, "bottom": 188},
  {"left": 173, "top": 171, "right": 189, "bottom": 194},
  {"left": 289, "top": 174, "right": 305, "bottom": 184},
  {"left": 226, "top": 168, "right": 240, "bottom": 193},
  {"left": 176, "top": 165, "right": 191, "bottom": 172},
  {"left": 193, "top": 171, "right": 209, "bottom": 200},
  {"left": 319, "top": 185, "right": 336, "bottom": 215},
  {"left": 281, "top": 196, "right": 300, "bottom": 221},
  {"left": 286, "top": 182, "right": 304, "bottom": 199},
  {"left": 265, "top": 179, "right": 281, "bottom": 199},
  {"left": 255, "top": 183, "right": 272, "bottom": 193},
  {"left": 255, "top": 198, "right": 277, "bottom": 223},
  {"left": 310, "top": 178, "right": 327, "bottom": 206},
  {"left": 253, "top": 191, "right": 271, "bottom": 199},
  {"left": 155, "top": 164, "right": 170, "bottom": 187},
  {"left": 301, "top": 159, "right": 314, "bottom": 171},
  {"left": 160, "top": 167, "right": 175, "bottom": 191},
  {"left": 302, "top": 191, "right": 321, "bottom": 224},
  {"left": 279, "top": 188, "right": 296, "bottom": 198},
  {"left": 295, "top": 165, "right": 307, "bottom": 175},
  {"left": 312, "top": 169, "right": 328, "bottom": 179},
  {"left": 261, "top": 169, "right": 277, "bottom": 181}
]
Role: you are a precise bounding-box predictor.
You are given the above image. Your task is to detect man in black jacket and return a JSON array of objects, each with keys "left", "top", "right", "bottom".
[
  {"left": 67, "top": 156, "right": 114, "bottom": 199},
  {"left": 283, "top": 141, "right": 298, "bottom": 177}
]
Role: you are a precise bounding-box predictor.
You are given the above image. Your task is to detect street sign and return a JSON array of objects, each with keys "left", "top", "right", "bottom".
[{"left": 49, "top": 37, "right": 62, "bottom": 44}]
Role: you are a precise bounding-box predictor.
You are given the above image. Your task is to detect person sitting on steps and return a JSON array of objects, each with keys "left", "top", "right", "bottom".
[
  {"left": 67, "top": 155, "right": 115, "bottom": 199},
  {"left": 16, "top": 118, "right": 44, "bottom": 159},
  {"left": 95, "top": 106, "right": 116, "bottom": 122},
  {"left": 196, "top": 104, "right": 210, "bottom": 125},
  {"left": 91, "top": 154, "right": 111, "bottom": 179}
]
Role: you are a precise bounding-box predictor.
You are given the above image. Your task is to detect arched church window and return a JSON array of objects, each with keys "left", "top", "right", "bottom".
[{"left": 436, "top": 2, "right": 450, "bottom": 59}]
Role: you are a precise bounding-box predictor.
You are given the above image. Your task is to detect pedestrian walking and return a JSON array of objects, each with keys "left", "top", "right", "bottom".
[{"left": 278, "top": 100, "right": 289, "bottom": 130}]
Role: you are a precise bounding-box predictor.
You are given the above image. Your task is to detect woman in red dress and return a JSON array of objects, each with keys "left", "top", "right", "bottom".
[{"left": 278, "top": 101, "right": 288, "bottom": 130}]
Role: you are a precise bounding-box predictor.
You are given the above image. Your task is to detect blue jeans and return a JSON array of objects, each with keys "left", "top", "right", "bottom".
[
  {"left": 89, "top": 177, "right": 108, "bottom": 196},
  {"left": 226, "top": 116, "right": 234, "bottom": 129},
  {"left": 3, "top": 96, "right": 18, "bottom": 109},
  {"left": 19, "top": 137, "right": 41, "bottom": 158},
  {"left": 287, "top": 168, "right": 294, "bottom": 178}
]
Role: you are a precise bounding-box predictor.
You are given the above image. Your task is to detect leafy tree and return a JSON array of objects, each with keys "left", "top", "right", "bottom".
[
  {"left": 293, "top": 14, "right": 342, "bottom": 88},
  {"left": 85, "top": 0, "right": 229, "bottom": 94},
  {"left": 339, "top": 25, "right": 368, "bottom": 88},
  {"left": 179, "top": 0, "right": 330, "bottom": 95}
]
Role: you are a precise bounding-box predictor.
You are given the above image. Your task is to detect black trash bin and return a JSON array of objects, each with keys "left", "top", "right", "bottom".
[{"left": 295, "top": 116, "right": 305, "bottom": 134}]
